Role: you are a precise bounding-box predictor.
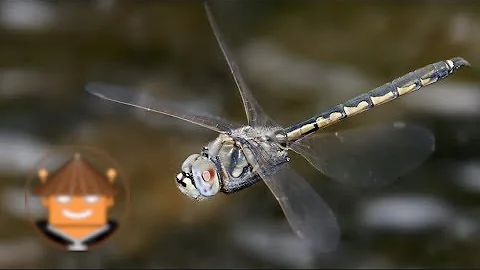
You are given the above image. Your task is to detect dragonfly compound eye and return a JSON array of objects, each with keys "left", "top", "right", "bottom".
[
  {"left": 191, "top": 157, "right": 220, "bottom": 197},
  {"left": 175, "top": 171, "right": 204, "bottom": 200},
  {"left": 181, "top": 154, "right": 201, "bottom": 173},
  {"left": 175, "top": 153, "right": 205, "bottom": 200}
]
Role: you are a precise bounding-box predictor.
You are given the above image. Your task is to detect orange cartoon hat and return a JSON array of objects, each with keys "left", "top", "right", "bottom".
[{"left": 33, "top": 153, "right": 119, "bottom": 197}]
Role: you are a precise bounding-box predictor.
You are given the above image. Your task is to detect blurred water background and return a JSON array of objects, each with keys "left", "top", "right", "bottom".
[{"left": 1, "top": 0, "right": 480, "bottom": 268}]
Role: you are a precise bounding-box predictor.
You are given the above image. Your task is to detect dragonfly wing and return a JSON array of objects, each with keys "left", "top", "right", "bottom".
[
  {"left": 86, "top": 82, "right": 242, "bottom": 133},
  {"left": 290, "top": 122, "right": 435, "bottom": 187},
  {"left": 243, "top": 141, "right": 340, "bottom": 252},
  {"left": 259, "top": 163, "right": 340, "bottom": 252},
  {"left": 205, "top": 3, "right": 278, "bottom": 129}
]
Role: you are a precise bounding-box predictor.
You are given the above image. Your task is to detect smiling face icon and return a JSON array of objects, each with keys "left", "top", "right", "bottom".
[
  {"left": 32, "top": 154, "right": 120, "bottom": 251},
  {"left": 45, "top": 194, "right": 113, "bottom": 226}
]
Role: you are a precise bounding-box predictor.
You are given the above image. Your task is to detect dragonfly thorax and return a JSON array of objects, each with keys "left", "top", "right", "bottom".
[{"left": 216, "top": 128, "right": 289, "bottom": 194}]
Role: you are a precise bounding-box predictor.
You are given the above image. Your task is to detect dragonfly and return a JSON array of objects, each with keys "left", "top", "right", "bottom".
[{"left": 85, "top": 3, "right": 470, "bottom": 252}]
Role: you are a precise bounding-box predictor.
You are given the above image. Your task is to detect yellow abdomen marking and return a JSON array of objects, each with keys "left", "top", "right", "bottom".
[
  {"left": 316, "top": 112, "right": 343, "bottom": 128},
  {"left": 300, "top": 123, "right": 316, "bottom": 134},
  {"left": 397, "top": 83, "right": 418, "bottom": 95},
  {"left": 420, "top": 77, "right": 436, "bottom": 86},
  {"left": 371, "top": 91, "right": 395, "bottom": 105},
  {"left": 344, "top": 101, "right": 370, "bottom": 116}
]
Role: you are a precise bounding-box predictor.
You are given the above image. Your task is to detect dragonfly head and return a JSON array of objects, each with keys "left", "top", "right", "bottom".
[{"left": 175, "top": 153, "right": 221, "bottom": 201}]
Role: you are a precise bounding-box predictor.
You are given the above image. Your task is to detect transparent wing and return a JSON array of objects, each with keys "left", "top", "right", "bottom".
[
  {"left": 86, "top": 82, "right": 242, "bottom": 133},
  {"left": 290, "top": 122, "right": 435, "bottom": 187},
  {"left": 205, "top": 3, "right": 278, "bottom": 128},
  {"left": 243, "top": 141, "right": 340, "bottom": 252}
]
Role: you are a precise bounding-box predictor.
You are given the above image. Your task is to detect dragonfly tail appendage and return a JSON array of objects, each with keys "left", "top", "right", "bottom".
[{"left": 283, "top": 57, "right": 470, "bottom": 143}]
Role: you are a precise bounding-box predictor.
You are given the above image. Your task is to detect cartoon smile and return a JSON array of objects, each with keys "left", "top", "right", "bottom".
[{"left": 62, "top": 209, "right": 93, "bottom": 220}]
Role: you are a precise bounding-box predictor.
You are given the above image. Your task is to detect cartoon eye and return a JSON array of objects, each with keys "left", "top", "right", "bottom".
[
  {"left": 84, "top": 195, "right": 99, "bottom": 204},
  {"left": 56, "top": 195, "right": 71, "bottom": 204}
]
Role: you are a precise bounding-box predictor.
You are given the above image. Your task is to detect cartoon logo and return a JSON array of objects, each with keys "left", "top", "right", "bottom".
[{"left": 25, "top": 146, "right": 130, "bottom": 252}]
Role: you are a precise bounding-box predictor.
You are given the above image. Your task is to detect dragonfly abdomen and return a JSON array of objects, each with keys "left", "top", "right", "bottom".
[{"left": 284, "top": 57, "right": 470, "bottom": 142}]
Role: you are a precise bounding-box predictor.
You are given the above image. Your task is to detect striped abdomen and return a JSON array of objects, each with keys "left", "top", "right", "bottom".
[{"left": 284, "top": 57, "right": 470, "bottom": 142}]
